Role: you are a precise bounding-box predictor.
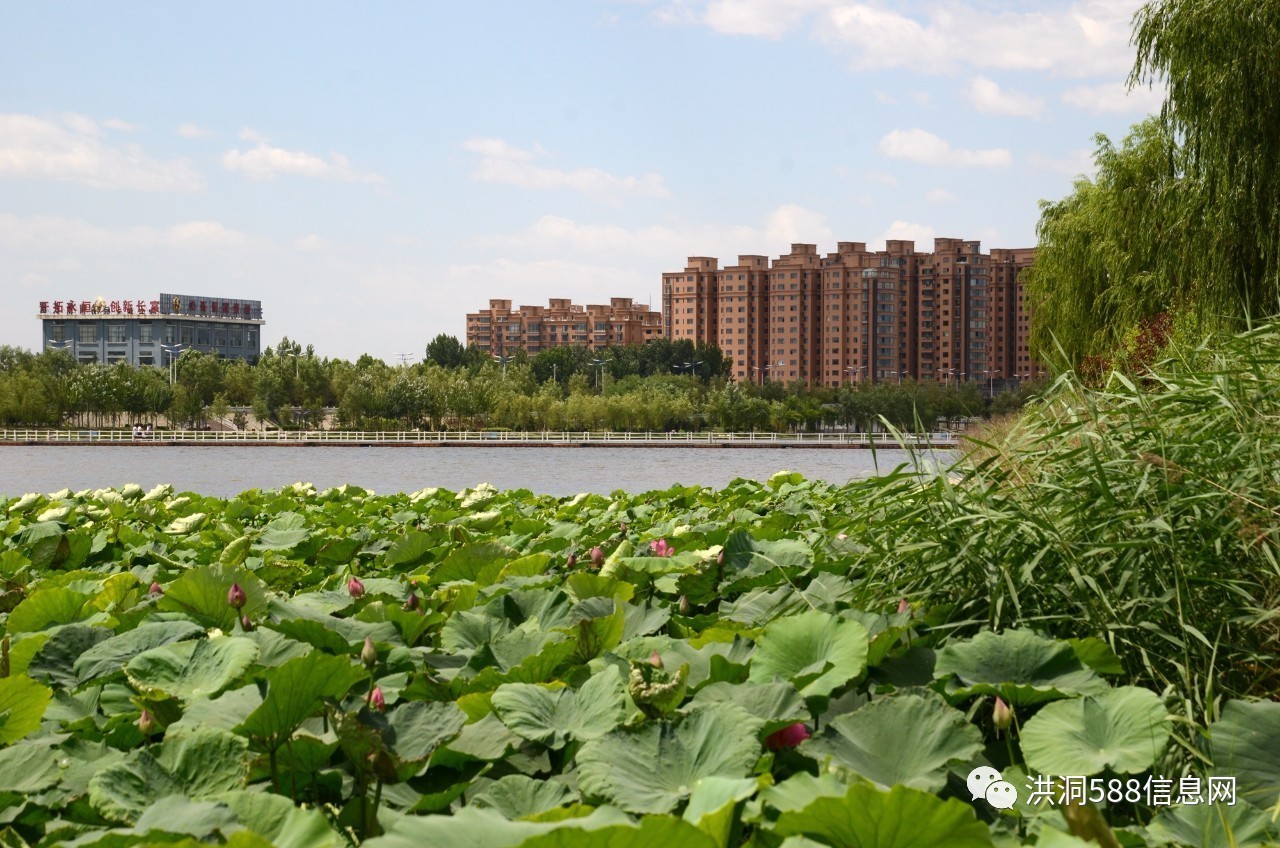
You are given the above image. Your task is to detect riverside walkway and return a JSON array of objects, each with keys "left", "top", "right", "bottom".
[{"left": 0, "top": 429, "right": 961, "bottom": 449}]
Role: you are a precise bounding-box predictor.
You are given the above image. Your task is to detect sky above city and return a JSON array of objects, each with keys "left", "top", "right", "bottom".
[{"left": 2, "top": 0, "right": 1161, "bottom": 361}]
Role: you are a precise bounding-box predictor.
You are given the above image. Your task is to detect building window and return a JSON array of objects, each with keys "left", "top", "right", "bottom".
[
  {"left": 78, "top": 323, "right": 97, "bottom": 344},
  {"left": 50, "top": 322, "right": 66, "bottom": 342},
  {"left": 108, "top": 323, "right": 127, "bottom": 343},
  {"left": 181, "top": 326, "right": 193, "bottom": 345},
  {"left": 139, "top": 322, "right": 153, "bottom": 343},
  {"left": 231, "top": 331, "right": 243, "bottom": 347},
  {"left": 164, "top": 323, "right": 176, "bottom": 344}
]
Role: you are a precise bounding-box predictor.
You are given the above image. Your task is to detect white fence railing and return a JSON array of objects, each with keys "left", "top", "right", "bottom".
[{"left": 0, "top": 429, "right": 962, "bottom": 447}]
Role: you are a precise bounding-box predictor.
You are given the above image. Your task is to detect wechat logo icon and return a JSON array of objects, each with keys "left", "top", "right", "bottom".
[{"left": 967, "top": 766, "right": 1018, "bottom": 810}]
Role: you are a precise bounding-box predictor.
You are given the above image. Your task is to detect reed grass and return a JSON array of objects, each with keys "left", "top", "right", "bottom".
[{"left": 837, "top": 323, "right": 1280, "bottom": 726}]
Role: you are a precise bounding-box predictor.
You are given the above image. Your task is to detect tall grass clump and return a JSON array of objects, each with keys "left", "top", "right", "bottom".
[{"left": 837, "top": 322, "right": 1280, "bottom": 727}]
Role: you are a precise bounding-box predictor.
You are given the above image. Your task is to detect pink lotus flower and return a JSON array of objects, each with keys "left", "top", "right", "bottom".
[
  {"left": 766, "top": 722, "right": 811, "bottom": 750},
  {"left": 589, "top": 546, "right": 605, "bottom": 568},
  {"left": 227, "top": 582, "right": 246, "bottom": 610},
  {"left": 347, "top": 576, "right": 365, "bottom": 599},
  {"left": 649, "top": 538, "right": 674, "bottom": 557},
  {"left": 369, "top": 686, "right": 386, "bottom": 712}
]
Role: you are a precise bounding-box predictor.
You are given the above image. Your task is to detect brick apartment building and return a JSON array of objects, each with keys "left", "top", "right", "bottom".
[
  {"left": 466, "top": 297, "right": 663, "bottom": 356},
  {"left": 662, "top": 239, "right": 1043, "bottom": 390}
]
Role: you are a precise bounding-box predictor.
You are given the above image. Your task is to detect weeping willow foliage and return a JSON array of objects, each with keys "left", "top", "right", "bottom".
[
  {"left": 1026, "top": 119, "right": 1188, "bottom": 364},
  {"left": 1029, "top": 0, "right": 1280, "bottom": 367}
]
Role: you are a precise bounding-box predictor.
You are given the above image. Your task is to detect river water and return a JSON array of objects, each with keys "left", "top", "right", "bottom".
[{"left": 0, "top": 446, "right": 948, "bottom": 498}]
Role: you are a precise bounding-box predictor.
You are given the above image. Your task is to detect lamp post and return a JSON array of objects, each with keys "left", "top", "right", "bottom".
[
  {"left": 492, "top": 353, "right": 511, "bottom": 380},
  {"left": 394, "top": 352, "right": 416, "bottom": 367},
  {"left": 283, "top": 350, "right": 301, "bottom": 380},
  {"left": 674, "top": 360, "right": 703, "bottom": 376},
  {"left": 45, "top": 339, "right": 73, "bottom": 356},
  {"left": 844, "top": 365, "right": 865, "bottom": 383},
  {"left": 160, "top": 343, "right": 186, "bottom": 386},
  {"left": 591, "top": 356, "right": 612, "bottom": 391}
]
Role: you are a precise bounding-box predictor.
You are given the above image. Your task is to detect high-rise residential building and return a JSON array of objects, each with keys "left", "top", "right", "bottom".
[
  {"left": 662, "top": 238, "right": 1044, "bottom": 389},
  {"left": 466, "top": 297, "right": 662, "bottom": 355}
]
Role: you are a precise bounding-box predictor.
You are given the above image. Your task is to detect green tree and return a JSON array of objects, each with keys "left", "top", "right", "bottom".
[{"left": 425, "top": 334, "right": 467, "bottom": 369}]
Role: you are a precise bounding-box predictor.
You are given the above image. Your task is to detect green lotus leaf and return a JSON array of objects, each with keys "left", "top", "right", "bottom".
[
  {"left": 0, "top": 738, "right": 61, "bottom": 792},
  {"left": 0, "top": 675, "right": 53, "bottom": 744},
  {"left": 770, "top": 783, "right": 994, "bottom": 848},
  {"left": 690, "top": 681, "right": 808, "bottom": 733},
  {"left": 514, "top": 815, "right": 719, "bottom": 848},
  {"left": 1020, "top": 686, "right": 1170, "bottom": 776},
  {"left": 156, "top": 566, "right": 268, "bottom": 630},
  {"left": 235, "top": 652, "right": 366, "bottom": 750},
  {"left": 1206, "top": 699, "right": 1280, "bottom": 811},
  {"left": 682, "top": 776, "right": 759, "bottom": 848},
  {"left": 801, "top": 693, "right": 983, "bottom": 791},
  {"left": 576, "top": 703, "right": 764, "bottom": 814},
  {"left": 934, "top": 629, "right": 1108, "bottom": 706},
  {"left": 1146, "top": 797, "right": 1277, "bottom": 848},
  {"left": 492, "top": 665, "right": 627, "bottom": 748},
  {"left": 87, "top": 728, "right": 249, "bottom": 823},
  {"left": 749, "top": 609, "right": 869, "bottom": 698},
  {"left": 6, "top": 586, "right": 94, "bottom": 633},
  {"left": 471, "top": 774, "right": 576, "bottom": 820},
  {"left": 126, "top": 636, "right": 260, "bottom": 701},
  {"left": 364, "top": 806, "right": 632, "bottom": 848},
  {"left": 28, "top": 624, "right": 113, "bottom": 689},
  {"left": 133, "top": 795, "right": 241, "bottom": 839},
  {"left": 217, "top": 789, "right": 346, "bottom": 848}
]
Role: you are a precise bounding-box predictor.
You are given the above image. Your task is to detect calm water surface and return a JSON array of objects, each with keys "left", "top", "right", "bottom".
[{"left": 0, "top": 446, "right": 948, "bottom": 498}]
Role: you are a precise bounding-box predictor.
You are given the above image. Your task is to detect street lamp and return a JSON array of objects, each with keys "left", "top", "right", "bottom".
[
  {"left": 45, "top": 339, "right": 73, "bottom": 355},
  {"left": 591, "top": 357, "right": 612, "bottom": 390},
  {"left": 844, "top": 365, "right": 866, "bottom": 383},
  {"left": 160, "top": 343, "right": 186, "bottom": 386},
  {"left": 492, "top": 353, "right": 512, "bottom": 379},
  {"left": 283, "top": 350, "right": 300, "bottom": 380},
  {"left": 673, "top": 360, "right": 703, "bottom": 376},
  {"left": 394, "top": 352, "right": 416, "bottom": 367}
]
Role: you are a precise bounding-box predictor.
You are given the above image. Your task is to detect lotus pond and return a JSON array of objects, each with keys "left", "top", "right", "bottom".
[{"left": 0, "top": 469, "right": 1277, "bottom": 847}]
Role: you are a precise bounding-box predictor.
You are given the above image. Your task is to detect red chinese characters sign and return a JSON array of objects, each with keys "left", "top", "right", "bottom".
[{"left": 40, "top": 300, "right": 160, "bottom": 315}]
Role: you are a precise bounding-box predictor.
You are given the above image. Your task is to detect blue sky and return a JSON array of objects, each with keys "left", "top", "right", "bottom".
[{"left": 2, "top": 0, "right": 1160, "bottom": 361}]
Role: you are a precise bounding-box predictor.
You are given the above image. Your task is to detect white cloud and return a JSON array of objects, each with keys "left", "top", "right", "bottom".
[
  {"left": 177, "top": 122, "right": 213, "bottom": 138},
  {"left": 102, "top": 118, "right": 137, "bottom": 132},
  {"left": 877, "top": 220, "right": 935, "bottom": 250},
  {"left": 293, "top": 234, "right": 331, "bottom": 252},
  {"left": 222, "top": 130, "right": 384, "bottom": 183},
  {"left": 864, "top": 169, "right": 898, "bottom": 187},
  {"left": 667, "top": 0, "right": 1141, "bottom": 78},
  {"left": 461, "top": 136, "right": 670, "bottom": 201},
  {"left": 966, "top": 77, "right": 1045, "bottom": 118},
  {"left": 0, "top": 214, "right": 249, "bottom": 251},
  {"left": 878, "top": 129, "right": 1012, "bottom": 168},
  {"left": 0, "top": 113, "right": 203, "bottom": 191},
  {"left": 1028, "top": 148, "right": 1096, "bottom": 177},
  {"left": 1061, "top": 81, "right": 1164, "bottom": 115},
  {"left": 701, "top": 0, "right": 836, "bottom": 38},
  {"left": 925, "top": 188, "right": 956, "bottom": 203}
]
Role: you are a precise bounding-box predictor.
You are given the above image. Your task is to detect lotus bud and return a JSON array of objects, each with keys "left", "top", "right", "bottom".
[
  {"left": 589, "top": 546, "right": 605, "bottom": 568},
  {"left": 403, "top": 590, "right": 420, "bottom": 611},
  {"left": 716, "top": 549, "right": 725, "bottom": 567},
  {"left": 619, "top": 522, "right": 627, "bottom": 533},
  {"left": 138, "top": 710, "right": 156, "bottom": 735},
  {"left": 227, "top": 582, "right": 246, "bottom": 610},
  {"left": 347, "top": 576, "right": 365, "bottom": 599},
  {"left": 897, "top": 598, "right": 910, "bottom": 615},
  {"left": 566, "top": 552, "right": 577, "bottom": 569},
  {"left": 765, "top": 722, "right": 810, "bottom": 750},
  {"left": 240, "top": 614, "right": 254, "bottom": 632},
  {"left": 370, "top": 686, "right": 386, "bottom": 712},
  {"left": 149, "top": 581, "right": 163, "bottom": 596},
  {"left": 648, "top": 650, "right": 664, "bottom": 669},
  {"left": 679, "top": 595, "right": 692, "bottom": 616},
  {"left": 361, "top": 636, "right": 378, "bottom": 670},
  {"left": 993, "top": 696, "right": 1014, "bottom": 731}
]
